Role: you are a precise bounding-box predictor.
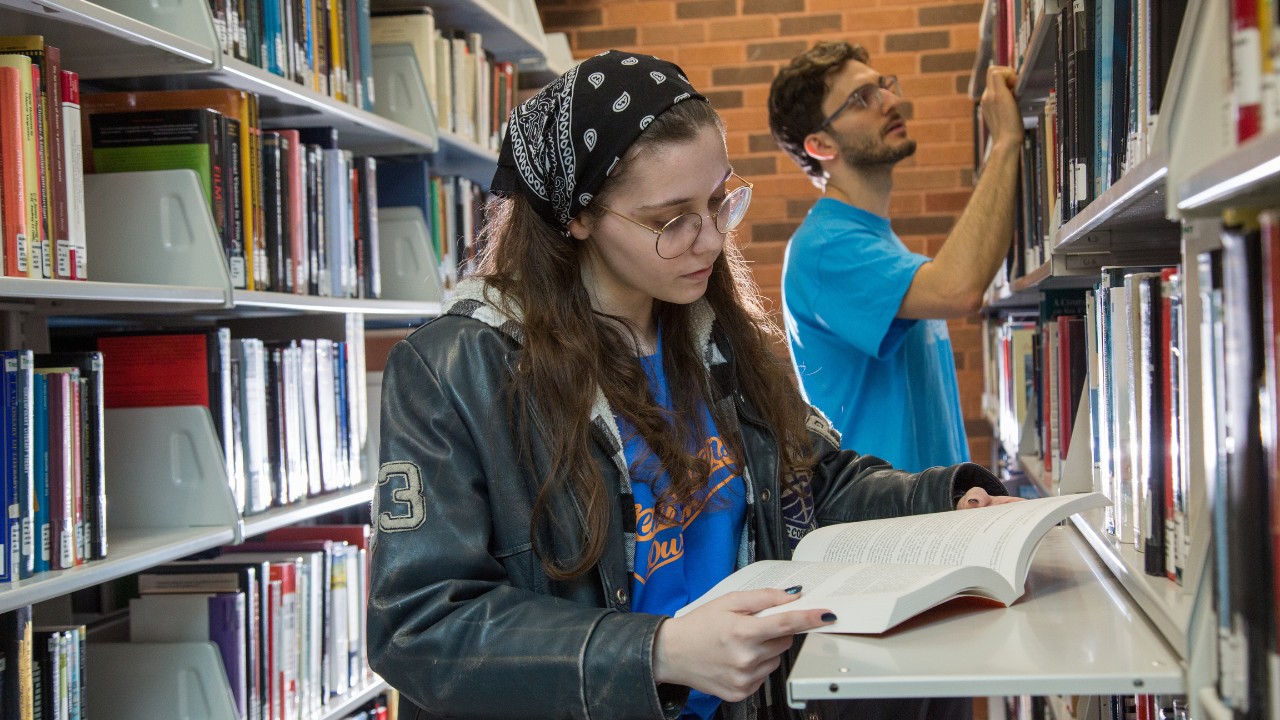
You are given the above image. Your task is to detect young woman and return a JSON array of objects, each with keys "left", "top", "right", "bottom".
[{"left": 367, "top": 50, "right": 1012, "bottom": 720}]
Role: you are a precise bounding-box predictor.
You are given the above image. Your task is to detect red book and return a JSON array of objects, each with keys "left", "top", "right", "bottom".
[
  {"left": 1232, "top": 0, "right": 1264, "bottom": 142},
  {"left": 1056, "top": 315, "right": 1087, "bottom": 461},
  {"left": 0, "top": 65, "right": 28, "bottom": 278},
  {"left": 36, "top": 368, "right": 76, "bottom": 569}
]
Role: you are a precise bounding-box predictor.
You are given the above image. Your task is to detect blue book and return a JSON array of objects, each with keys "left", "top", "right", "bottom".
[
  {"left": 263, "top": 0, "right": 285, "bottom": 77},
  {"left": 7, "top": 351, "right": 34, "bottom": 579},
  {"left": 0, "top": 351, "right": 16, "bottom": 581},
  {"left": 32, "top": 372, "right": 49, "bottom": 574},
  {"left": 354, "top": 0, "right": 374, "bottom": 111},
  {"left": 1093, "top": 0, "right": 1115, "bottom": 197},
  {"left": 375, "top": 156, "right": 435, "bottom": 244}
]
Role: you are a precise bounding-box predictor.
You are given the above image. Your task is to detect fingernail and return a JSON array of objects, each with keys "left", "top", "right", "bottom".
[
  {"left": 784, "top": 585, "right": 803, "bottom": 595},
  {"left": 821, "top": 612, "right": 838, "bottom": 623}
]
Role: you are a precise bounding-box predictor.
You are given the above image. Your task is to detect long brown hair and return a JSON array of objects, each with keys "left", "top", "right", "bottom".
[{"left": 475, "top": 99, "right": 813, "bottom": 581}]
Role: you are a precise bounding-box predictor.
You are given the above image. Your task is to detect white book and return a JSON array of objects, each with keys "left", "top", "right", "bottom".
[{"left": 677, "top": 493, "right": 1109, "bottom": 635}]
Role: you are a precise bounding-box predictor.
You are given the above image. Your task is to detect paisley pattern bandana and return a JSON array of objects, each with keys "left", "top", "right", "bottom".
[{"left": 490, "top": 49, "right": 707, "bottom": 231}]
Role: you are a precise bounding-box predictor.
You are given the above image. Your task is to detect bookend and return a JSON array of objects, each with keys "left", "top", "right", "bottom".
[
  {"left": 376, "top": 206, "right": 445, "bottom": 303},
  {"left": 86, "top": 641, "right": 239, "bottom": 719},
  {"left": 104, "top": 406, "right": 240, "bottom": 533},
  {"left": 83, "top": 170, "right": 234, "bottom": 300},
  {"left": 371, "top": 43, "right": 439, "bottom": 145},
  {"left": 88, "top": 0, "right": 219, "bottom": 68},
  {"left": 1058, "top": 398, "right": 1094, "bottom": 495}
]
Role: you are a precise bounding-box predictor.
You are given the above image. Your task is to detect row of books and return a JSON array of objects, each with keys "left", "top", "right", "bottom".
[
  {"left": 81, "top": 89, "right": 380, "bottom": 297},
  {"left": 369, "top": 7, "right": 519, "bottom": 151},
  {"left": 206, "top": 0, "right": 374, "bottom": 112},
  {"left": 980, "top": 0, "right": 1190, "bottom": 281},
  {"left": 984, "top": 264, "right": 1189, "bottom": 587},
  {"left": 1230, "top": 0, "right": 1280, "bottom": 144},
  {"left": 134, "top": 523, "right": 372, "bottom": 720},
  {"left": 64, "top": 327, "right": 369, "bottom": 517},
  {"left": 1004, "top": 693, "right": 1188, "bottom": 719},
  {"left": 1201, "top": 208, "right": 1280, "bottom": 719},
  {"left": 0, "top": 606, "right": 87, "bottom": 720},
  {"left": 0, "top": 350, "right": 106, "bottom": 583},
  {"left": 0, "top": 35, "right": 88, "bottom": 281},
  {"left": 377, "top": 157, "right": 486, "bottom": 291}
]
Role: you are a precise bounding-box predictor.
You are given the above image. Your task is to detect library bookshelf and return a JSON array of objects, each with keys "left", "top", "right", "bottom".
[
  {"left": 0, "top": 0, "right": 559, "bottom": 715},
  {"left": 970, "top": 0, "right": 1280, "bottom": 718}
]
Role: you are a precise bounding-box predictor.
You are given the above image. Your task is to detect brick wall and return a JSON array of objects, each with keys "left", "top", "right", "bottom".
[{"left": 538, "top": 0, "right": 994, "bottom": 468}]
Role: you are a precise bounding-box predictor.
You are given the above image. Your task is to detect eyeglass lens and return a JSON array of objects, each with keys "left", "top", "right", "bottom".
[
  {"left": 655, "top": 185, "right": 753, "bottom": 259},
  {"left": 856, "top": 76, "right": 900, "bottom": 111}
]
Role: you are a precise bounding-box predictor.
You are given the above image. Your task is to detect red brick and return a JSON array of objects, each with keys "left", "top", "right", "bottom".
[{"left": 606, "top": 2, "right": 675, "bottom": 25}]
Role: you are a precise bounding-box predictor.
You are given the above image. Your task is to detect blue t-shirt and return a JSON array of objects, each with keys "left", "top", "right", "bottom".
[
  {"left": 781, "top": 198, "right": 968, "bottom": 472},
  {"left": 617, "top": 347, "right": 747, "bottom": 720}
]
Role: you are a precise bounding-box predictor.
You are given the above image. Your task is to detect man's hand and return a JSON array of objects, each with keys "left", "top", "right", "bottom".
[
  {"left": 652, "top": 589, "right": 836, "bottom": 702},
  {"left": 955, "top": 485, "right": 1024, "bottom": 510},
  {"left": 981, "top": 65, "right": 1022, "bottom": 151}
]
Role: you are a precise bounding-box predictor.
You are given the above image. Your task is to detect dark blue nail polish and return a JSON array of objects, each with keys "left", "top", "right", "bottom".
[
  {"left": 784, "top": 585, "right": 803, "bottom": 594},
  {"left": 821, "top": 612, "right": 838, "bottom": 623}
]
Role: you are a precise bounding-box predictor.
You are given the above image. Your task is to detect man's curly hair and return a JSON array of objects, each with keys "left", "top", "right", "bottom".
[{"left": 768, "top": 41, "right": 870, "bottom": 182}]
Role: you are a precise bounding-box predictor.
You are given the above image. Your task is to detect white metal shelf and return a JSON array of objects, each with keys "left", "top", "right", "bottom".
[
  {"left": 238, "top": 483, "right": 375, "bottom": 541},
  {"left": 316, "top": 677, "right": 389, "bottom": 720},
  {"left": 435, "top": 129, "right": 501, "bottom": 188},
  {"left": 377, "top": 0, "right": 551, "bottom": 73},
  {"left": 1071, "top": 509, "right": 1196, "bottom": 659},
  {"left": 0, "top": 526, "right": 235, "bottom": 614},
  {"left": 0, "top": 277, "right": 228, "bottom": 314},
  {"left": 1177, "top": 127, "right": 1280, "bottom": 215},
  {"left": 232, "top": 290, "right": 441, "bottom": 318},
  {"left": 0, "top": 0, "right": 215, "bottom": 78},
  {"left": 1054, "top": 149, "right": 1178, "bottom": 254},
  {"left": 214, "top": 57, "right": 439, "bottom": 155},
  {"left": 786, "top": 527, "right": 1184, "bottom": 703}
]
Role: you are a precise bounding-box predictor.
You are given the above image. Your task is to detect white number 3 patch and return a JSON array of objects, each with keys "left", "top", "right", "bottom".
[{"left": 376, "top": 461, "right": 426, "bottom": 533}]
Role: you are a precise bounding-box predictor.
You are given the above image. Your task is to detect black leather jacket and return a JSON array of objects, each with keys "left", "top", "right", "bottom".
[{"left": 367, "top": 283, "right": 1005, "bottom": 720}]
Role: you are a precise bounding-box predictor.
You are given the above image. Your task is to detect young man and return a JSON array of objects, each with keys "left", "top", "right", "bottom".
[{"left": 768, "top": 42, "right": 1023, "bottom": 473}]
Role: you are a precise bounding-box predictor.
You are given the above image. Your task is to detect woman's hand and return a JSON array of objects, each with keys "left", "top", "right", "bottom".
[
  {"left": 955, "top": 486, "right": 1024, "bottom": 510},
  {"left": 652, "top": 588, "right": 834, "bottom": 701}
]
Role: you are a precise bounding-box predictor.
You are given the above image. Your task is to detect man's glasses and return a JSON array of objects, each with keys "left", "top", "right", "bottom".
[
  {"left": 596, "top": 173, "right": 754, "bottom": 259},
  {"left": 816, "top": 75, "right": 902, "bottom": 131}
]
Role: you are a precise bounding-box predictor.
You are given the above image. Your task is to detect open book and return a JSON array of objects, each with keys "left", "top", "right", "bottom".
[{"left": 676, "top": 492, "right": 1109, "bottom": 634}]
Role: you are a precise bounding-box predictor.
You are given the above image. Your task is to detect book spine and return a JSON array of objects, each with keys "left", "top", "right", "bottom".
[
  {"left": 42, "top": 46, "right": 66, "bottom": 281},
  {"left": 0, "top": 66, "right": 25, "bottom": 278},
  {"left": 57, "top": 71, "right": 83, "bottom": 281}
]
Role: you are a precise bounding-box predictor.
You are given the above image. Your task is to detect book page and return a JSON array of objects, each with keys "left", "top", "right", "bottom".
[
  {"left": 793, "top": 493, "right": 1108, "bottom": 594},
  {"left": 675, "top": 560, "right": 1005, "bottom": 633}
]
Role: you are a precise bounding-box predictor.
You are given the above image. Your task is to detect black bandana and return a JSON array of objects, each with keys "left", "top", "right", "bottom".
[{"left": 490, "top": 49, "right": 707, "bottom": 231}]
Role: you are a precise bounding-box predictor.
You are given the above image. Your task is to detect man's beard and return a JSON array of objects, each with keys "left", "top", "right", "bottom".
[{"left": 837, "top": 128, "right": 917, "bottom": 167}]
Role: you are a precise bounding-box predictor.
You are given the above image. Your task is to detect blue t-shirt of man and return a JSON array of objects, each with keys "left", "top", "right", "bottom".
[
  {"left": 616, "top": 345, "right": 747, "bottom": 720},
  {"left": 781, "top": 198, "right": 968, "bottom": 472}
]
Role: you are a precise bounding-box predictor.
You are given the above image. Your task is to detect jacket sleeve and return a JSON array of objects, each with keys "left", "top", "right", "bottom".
[
  {"left": 802, "top": 407, "right": 1007, "bottom": 525},
  {"left": 367, "top": 334, "right": 676, "bottom": 720}
]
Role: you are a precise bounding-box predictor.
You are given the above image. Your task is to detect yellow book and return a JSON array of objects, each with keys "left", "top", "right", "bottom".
[{"left": 0, "top": 53, "right": 39, "bottom": 277}]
